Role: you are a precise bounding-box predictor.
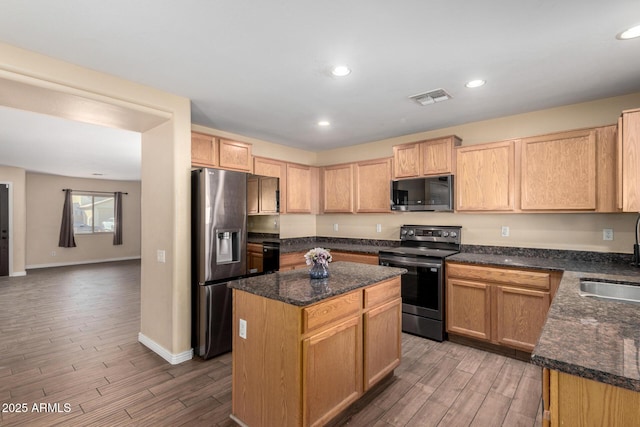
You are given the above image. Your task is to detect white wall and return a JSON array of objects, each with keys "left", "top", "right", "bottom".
[{"left": 25, "top": 172, "right": 141, "bottom": 268}]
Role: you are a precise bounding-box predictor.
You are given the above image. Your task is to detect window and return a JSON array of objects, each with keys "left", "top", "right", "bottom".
[{"left": 72, "top": 194, "right": 115, "bottom": 234}]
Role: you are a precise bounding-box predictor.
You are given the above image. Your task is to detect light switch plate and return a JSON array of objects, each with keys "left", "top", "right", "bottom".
[
  {"left": 376, "top": 224, "right": 382, "bottom": 233},
  {"left": 333, "top": 223, "right": 339, "bottom": 232}
]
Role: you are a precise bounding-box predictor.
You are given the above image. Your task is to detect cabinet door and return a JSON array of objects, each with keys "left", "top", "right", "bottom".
[
  {"left": 456, "top": 141, "right": 516, "bottom": 211},
  {"left": 218, "top": 138, "right": 252, "bottom": 172},
  {"left": 363, "top": 298, "right": 401, "bottom": 390},
  {"left": 259, "top": 177, "right": 279, "bottom": 213},
  {"left": 287, "top": 163, "right": 318, "bottom": 213},
  {"left": 446, "top": 278, "right": 491, "bottom": 341},
  {"left": 247, "top": 177, "right": 259, "bottom": 214},
  {"left": 422, "top": 136, "right": 460, "bottom": 176},
  {"left": 392, "top": 143, "right": 421, "bottom": 179},
  {"left": 355, "top": 158, "right": 392, "bottom": 213},
  {"left": 596, "top": 125, "right": 619, "bottom": 212},
  {"left": 322, "top": 164, "right": 354, "bottom": 213},
  {"left": 494, "top": 285, "right": 549, "bottom": 352},
  {"left": 303, "top": 316, "right": 362, "bottom": 427},
  {"left": 254, "top": 157, "right": 287, "bottom": 213},
  {"left": 620, "top": 109, "right": 640, "bottom": 212},
  {"left": 191, "top": 132, "right": 217, "bottom": 167},
  {"left": 521, "top": 129, "right": 596, "bottom": 210}
]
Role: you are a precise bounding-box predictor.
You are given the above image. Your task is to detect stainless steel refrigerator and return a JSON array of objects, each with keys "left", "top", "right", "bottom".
[{"left": 191, "top": 168, "right": 246, "bottom": 359}]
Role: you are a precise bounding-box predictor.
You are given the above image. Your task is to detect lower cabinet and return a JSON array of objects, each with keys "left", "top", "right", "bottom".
[
  {"left": 247, "top": 243, "right": 263, "bottom": 273},
  {"left": 232, "top": 277, "right": 401, "bottom": 427},
  {"left": 446, "top": 262, "right": 560, "bottom": 352}
]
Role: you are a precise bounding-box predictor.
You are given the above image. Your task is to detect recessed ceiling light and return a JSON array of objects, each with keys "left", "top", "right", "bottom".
[
  {"left": 465, "top": 79, "right": 486, "bottom": 88},
  {"left": 92, "top": 173, "right": 104, "bottom": 176},
  {"left": 331, "top": 65, "right": 351, "bottom": 77},
  {"left": 617, "top": 24, "right": 640, "bottom": 40},
  {"left": 318, "top": 120, "right": 330, "bottom": 127}
]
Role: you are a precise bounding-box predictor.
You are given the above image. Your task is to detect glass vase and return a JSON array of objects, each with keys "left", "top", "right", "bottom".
[{"left": 309, "top": 262, "right": 329, "bottom": 279}]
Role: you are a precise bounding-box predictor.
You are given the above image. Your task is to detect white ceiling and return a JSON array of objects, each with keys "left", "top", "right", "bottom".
[{"left": 0, "top": 0, "right": 639, "bottom": 180}]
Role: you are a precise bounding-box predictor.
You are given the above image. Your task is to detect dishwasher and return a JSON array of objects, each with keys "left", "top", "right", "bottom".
[{"left": 262, "top": 242, "right": 280, "bottom": 272}]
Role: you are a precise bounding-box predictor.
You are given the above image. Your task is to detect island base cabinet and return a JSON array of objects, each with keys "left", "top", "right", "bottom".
[
  {"left": 303, "top": 317, "right": 362, "bottom": 427},
  {"left": 364, "top": 298, "right": 402, "bottom": 390},
  {"left": 548, "top": 369, "right": 640, "bottom": 426}
]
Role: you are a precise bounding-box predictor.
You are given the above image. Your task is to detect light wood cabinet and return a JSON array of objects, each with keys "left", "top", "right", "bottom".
[
  {"left": 279, "top": 251, "right": 308, "bottom": 271},
  {"left": 446, "top": 278, "right": 491, "bottom": 341},
  {"left": 247, "top": 242, "right": 263, "bottom": 273},
  {"left": 191, "top": 132, "right": 253, "bottom": 172},
  {"left": 287, "top": 163, "right": 320, "bottom": 214},
  {"left": 355, "top": 158, "right": 392, "bottom": 213},
  {"left": 618, "top": 108, "right": 640, "bottom": 212},
  {"left": 596, "top": 125, "right": 619, "bottom": 212},
  {"left": 322, "top": 163, "right": 354, "bottom": 213},
  {"left": 254, "top": 156, "right": 287, "bottom": 213},
  {"left": 520, "top": 129, "right": 597, "bottom": 210},
  {"left": 393, "top": 135, "right": 461, "bottom": 179},
  {"left": 191, "top": 132, "right": 217, "bottom": 167},
  {"left": 544, "top": 369, "right": 640, "bottom": 426},
  {"left": 446, "top": 262, "right": 561, "bottom": 352},
  {"left": 231, "top": 276, "right": 401, "bottom": 427},
  {"left": 455, "top": 140, "right": 517, "bottom": 211},
  {"left": 330, "top": 251, "right": 378, "bottom": 265},
  {"left": 218, "top": 138, "right": 252, "bottom": 172},
  {"left": 247, "top": 177, "right": 259, "bottom": 214}
]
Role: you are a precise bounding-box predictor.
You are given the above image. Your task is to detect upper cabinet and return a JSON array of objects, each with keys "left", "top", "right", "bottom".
[
  {"left": 618, "top": 108, "right": 640, "bottom": 212},
  {"left": 393, "top": 135, "right": 461, "bottom": 179},
  {"left": 191, "top": 132, "right": 252, "bottom": 172},
  {"left": 247, "top": 175, "right": 279, "bottom": 215},
  {"left": 254, "top": 157, "right": 287, "bottom": 213},
  {"left": 286, "top": 163, "right": 319, "bottom": 214},
  {"left": 520, "top": 129, "right": 596, "bottom": 210},
  {"left": 218, "top": 138, "right": 252, "bottom": 172},
  {"left": 355, "top": 158, "right": 392, "bottom": 213},
  {"left": 322, "top": 163, "right": 355, "bottom": 213},
  {"left": 191, "top": 132, "right": 217, "bottom": 167},
  {"left": 456, "top": 140, "right": 517, "bottom": 212}
]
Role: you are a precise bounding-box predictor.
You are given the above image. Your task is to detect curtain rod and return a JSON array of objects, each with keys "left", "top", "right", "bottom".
[{"left": 62, "top": 189, "right": 129, "bottom": 195}]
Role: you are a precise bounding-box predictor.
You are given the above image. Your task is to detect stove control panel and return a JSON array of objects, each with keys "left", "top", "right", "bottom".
[{"left": 399, "top": 225, "right": 461, "bottom": 244}]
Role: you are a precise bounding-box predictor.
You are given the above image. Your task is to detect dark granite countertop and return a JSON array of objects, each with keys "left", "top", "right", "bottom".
[
  {"left": 531, "top": 270, "right": 640, "bottom": 391},
  {"left": 281, "top": 242, "right": 388, "bottom": 255},
  {"left": 228, "top": 261, "right": 406, "bottom": 307},
  {"left": 447, "top": 250, "right": 640, "bottom": 392}
]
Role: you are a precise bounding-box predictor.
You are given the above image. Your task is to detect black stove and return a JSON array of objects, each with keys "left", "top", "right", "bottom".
[{"left": 379, "top": 225, "right": 462, "bottom": 341}]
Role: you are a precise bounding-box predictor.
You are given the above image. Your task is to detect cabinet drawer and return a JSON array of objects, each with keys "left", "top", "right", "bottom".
[
  {"left": 447, "top": 263, "right": 550, "bottom": 290},
  {"left": 364, "top": 277, "right": 401, "bottom": 309},
  {"left": 303, "top": 291, "right": 362, "bottom": 333}
]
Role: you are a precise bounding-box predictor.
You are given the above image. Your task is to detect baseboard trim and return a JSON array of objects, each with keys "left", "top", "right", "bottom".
[
  {"left": 10, "top": 271, "right": 26, "bottom": 277},
  {"left": 138, "top": 332, "right": 193, "bottom": 365},
  {"left": 26, "top": 256, "right": 141, "bottom": 270}
]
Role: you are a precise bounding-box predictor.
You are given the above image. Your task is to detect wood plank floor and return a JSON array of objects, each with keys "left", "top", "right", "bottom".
[{"left": 0, "top": 261, "right": 542, "bottom": 426}]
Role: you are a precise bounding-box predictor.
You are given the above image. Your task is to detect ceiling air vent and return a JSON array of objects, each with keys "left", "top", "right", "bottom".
[{"left": 409, "top": 88, "right": 452, "bottom": 106}]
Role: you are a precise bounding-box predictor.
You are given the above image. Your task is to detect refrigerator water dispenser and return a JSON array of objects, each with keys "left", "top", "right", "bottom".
[{"left": 216, "top": 229, "right": 240, "bottom": 264}]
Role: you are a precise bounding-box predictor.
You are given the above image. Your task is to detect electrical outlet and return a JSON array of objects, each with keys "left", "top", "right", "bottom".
[
  {"left": 157, "top": 249, "right": 166, "bottom": 263},
  {"left": 376, "top": 224, "right": 382, "bottom": 233},
  {"left": 603, "top": 228, "right": 614, "bottom": 241},
  {"left": 239, "top": 319, "right": 247, "bottom": 339},
  {"left": 333, "top": 223, "right": 339, "bottom": 232},
  {"left": 501, "top": 226, "right": 510, "bottom": 237},
  {"left": 50, "top": 251, "right": 56, "bottom": 257}
]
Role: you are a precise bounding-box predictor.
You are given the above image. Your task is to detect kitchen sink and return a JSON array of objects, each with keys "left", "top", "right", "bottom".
[{"left": 579, "top": 278, "right": 640, "bottom": 305}]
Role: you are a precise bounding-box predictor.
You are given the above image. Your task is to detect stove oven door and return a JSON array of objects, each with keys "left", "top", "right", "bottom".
[{"left": 379, "top": 253, "right": 443, "bottom": 320}]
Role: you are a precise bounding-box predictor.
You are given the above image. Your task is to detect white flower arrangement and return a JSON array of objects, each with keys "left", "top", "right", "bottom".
[{"left": 304, "top": 247, "right": 332, "bottom": 267}]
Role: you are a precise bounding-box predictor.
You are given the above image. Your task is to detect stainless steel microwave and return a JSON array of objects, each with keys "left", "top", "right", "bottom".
[{"left": 390, "top": 175, "right": 454, "bottom": 211}]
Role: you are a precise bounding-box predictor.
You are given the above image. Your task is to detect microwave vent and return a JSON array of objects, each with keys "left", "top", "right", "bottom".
[{"left": 409, "top": 88, "right": 452, "bottom": 106}]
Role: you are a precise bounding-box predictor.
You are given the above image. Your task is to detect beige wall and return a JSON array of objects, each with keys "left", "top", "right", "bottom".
[
  {"left": 25, "top": 173, "right": 141, "bottom": 267},
  {"left": 0, "top": 165, "right": 26, "bottom": 275},
  {"left": 248, "top": 215, "right": 280, "bottom": 233}
]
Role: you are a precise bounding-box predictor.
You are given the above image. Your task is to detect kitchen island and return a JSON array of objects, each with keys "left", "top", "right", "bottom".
[{"left": 227, "top": 261, "right": 406, "bottom": 427}]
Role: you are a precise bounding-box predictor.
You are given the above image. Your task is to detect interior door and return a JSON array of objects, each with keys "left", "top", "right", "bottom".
[{"left": 0, "top": 184, "right": 9, "bottom": 276}]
